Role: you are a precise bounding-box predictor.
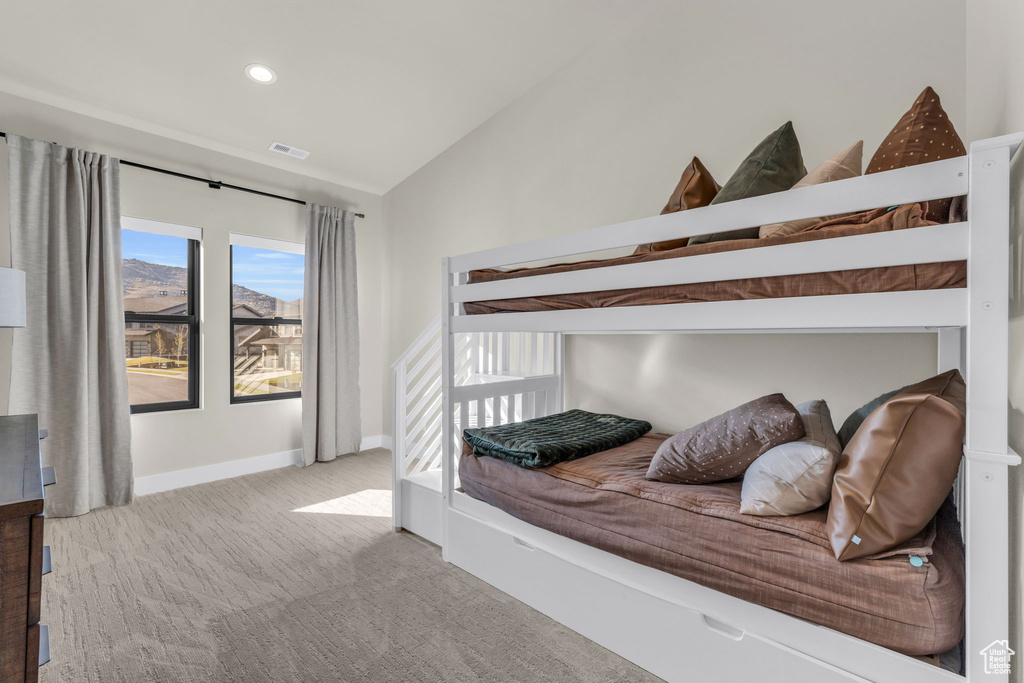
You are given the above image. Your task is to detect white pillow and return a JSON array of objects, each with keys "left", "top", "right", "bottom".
[{"left": 740, "top": 400, "right": 841, "bottom": 516}]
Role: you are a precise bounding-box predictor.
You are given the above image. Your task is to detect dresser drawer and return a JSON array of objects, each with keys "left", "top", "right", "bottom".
[
  {"left": 27, "top": 515, "right": 44, "bottom": 625},
  {"left": 24, "top": 624, "right": 39, "bottom": 683},
  {"left": 0, "top": 415, "right": 49, "bottom": 683},
  {"left": 23, "top": 623, "right": 47, "bottom": 682}
]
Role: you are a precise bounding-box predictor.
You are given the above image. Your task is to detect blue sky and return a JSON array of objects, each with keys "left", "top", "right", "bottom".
[
  {"left": 232, "top": 245, "right": 305, "bottom": 301},
  {"left": 122, "top": 229, "right": 188, "bottom": 268},
  {"left": 122, "top": 230, "right": 305, "bottom": 301}
]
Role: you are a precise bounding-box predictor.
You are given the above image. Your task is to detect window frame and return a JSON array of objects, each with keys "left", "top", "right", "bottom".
[
  {"left": 228, "top": 237, "right": 304, "bottom": 404},
  {"left": 123, "top": 232, "right": 201, "bottom": 414}
]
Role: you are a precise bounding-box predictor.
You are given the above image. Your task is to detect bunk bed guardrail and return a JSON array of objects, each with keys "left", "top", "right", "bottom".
[{"left": 391, "top": 317, "right": 558, "bottom": 537}]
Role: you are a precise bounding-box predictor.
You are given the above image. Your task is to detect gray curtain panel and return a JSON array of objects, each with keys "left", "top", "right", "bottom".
[
  {"left": 302, "top": 204, "right": 361, "bottom": 464},
  {"left": 7, "top": 134, "right": 133, "bottom": 516}
]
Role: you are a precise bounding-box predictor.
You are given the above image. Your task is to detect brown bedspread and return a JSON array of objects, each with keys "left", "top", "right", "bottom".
[
  {"left": 464, "top": 205, "right": 966, "bottom": 314},
  {"left": 459, "top": 432, "right": 965, "bottom": 656}
]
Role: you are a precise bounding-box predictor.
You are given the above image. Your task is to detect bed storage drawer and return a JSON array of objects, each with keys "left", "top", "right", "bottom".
[{"left": 447, "top": 508, "right": 920, "bottom": 683}]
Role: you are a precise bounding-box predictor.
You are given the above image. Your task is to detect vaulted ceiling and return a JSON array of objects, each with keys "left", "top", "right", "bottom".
[{"left": 0, "top": 0, "right": 640, "bottom": 193}]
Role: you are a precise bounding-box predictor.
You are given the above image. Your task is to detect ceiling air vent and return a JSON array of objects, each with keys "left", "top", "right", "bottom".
[{"left": 268, "top": 142, "right": 310, "bottom": 160}]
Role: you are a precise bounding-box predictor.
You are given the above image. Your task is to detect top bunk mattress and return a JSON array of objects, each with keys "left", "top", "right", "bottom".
[
  {"left": 464, "top": 205, "right": 965, "bottom": 315},
  {"left": 458, "top": 432, "right": 965, "bottom": 657}
]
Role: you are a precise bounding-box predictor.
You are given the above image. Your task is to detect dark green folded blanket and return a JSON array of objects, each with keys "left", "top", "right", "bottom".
[{"left": 463, "top": 409, "right": 652, "bottom": 469}]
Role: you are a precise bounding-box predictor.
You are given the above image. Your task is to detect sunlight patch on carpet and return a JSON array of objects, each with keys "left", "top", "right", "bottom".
[{"left": 292, "top": 489, "right": 391, "bottom": 516}]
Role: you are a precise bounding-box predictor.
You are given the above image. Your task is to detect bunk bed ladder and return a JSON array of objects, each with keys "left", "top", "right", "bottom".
[{"left": 392, "top": 308, "right": 563, "bottom": 540}]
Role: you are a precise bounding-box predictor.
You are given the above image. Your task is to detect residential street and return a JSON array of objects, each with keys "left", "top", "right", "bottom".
[{"left": 127, "top": 371, "right": 188, "bottom": 405}]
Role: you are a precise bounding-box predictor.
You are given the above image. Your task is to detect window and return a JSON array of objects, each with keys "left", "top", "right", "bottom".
[
  {"left": 122, "top": 217, "right": 201, "bottom": 413},
  {"left": 230, "top": 235, "right": 304, "bottom": 403}
]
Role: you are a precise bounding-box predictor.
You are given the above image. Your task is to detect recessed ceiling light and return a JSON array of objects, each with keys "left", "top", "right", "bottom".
[{"left": 245, "top": 64, "right": 277, "bottom": 84}]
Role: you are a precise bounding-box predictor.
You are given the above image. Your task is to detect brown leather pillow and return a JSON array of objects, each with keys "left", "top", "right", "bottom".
[
  {"left": 647, "top": 394, "right": 804, "bottom": 484},
  {"left": 865, "top": 87, "right": 966, "bottom": 222},
  {"left": 635, "top": 157, "right": 720, "bottom": 254},
  {"left": 826, "top": 370, "right": 965, "bottom": 561}
]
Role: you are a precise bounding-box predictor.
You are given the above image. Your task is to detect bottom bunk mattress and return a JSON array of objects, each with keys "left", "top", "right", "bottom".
[{"left": 458, "top": 432, "right": 965, "bottom": 657}]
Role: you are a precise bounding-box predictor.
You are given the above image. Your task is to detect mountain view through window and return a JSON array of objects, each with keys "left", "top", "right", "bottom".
[
  {"left": 230, "top": 244, "right": 305, "bottom": 401},
  {"left": 122, "top": 229, "right": 198, "bottom": 411}
]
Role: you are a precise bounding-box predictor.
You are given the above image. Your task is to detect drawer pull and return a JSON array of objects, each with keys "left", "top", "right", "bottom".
[
  {"left": 513, "top": 537, "right": 536, "bottom": 551},
  {"left": 39, "top": 624, "right": 50, "bottom": 666},
  {"left": 42, "top": 546, "right": 52, "bottom": 576},
  {"left": 700, "top": 614, "right": 744, "bottom": 641}
]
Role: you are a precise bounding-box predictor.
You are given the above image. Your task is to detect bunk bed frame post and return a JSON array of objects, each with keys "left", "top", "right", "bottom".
[
  {"left": 440, "top": 257, "right": 456, "bottom": 561},
  {"left": 963, "top": 138, "right": 1018, "bottom": 682},
  {"left": 553, "top": 333, "right": 565, "bottom": 412},
  {"left": 936, "top": 328, "right": 963, "bottom": 374},
  {"left": 391, "top": 360, "right": 406, "bottom": 531}
]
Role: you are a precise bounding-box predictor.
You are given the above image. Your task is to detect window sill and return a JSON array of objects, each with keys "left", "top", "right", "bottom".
[{"left": 230, "top": 392, "right": 302, "bottom": 405}]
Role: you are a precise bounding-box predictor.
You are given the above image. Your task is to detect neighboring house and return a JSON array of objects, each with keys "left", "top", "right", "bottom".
[
  {"left": 250, "top": 334, "right": 302, "bottom": 372},
  {"left": 124, "top": 290, "right": 302, "bottom": 376},
  {"left": 123, "top": 294, "right": 187, "bottom": 361},
  {"left": 232, "top": 301, "right": 302, "bottom": 375},
  {"left": 234, "top": 324, "right": 302, "bottom": 373}
]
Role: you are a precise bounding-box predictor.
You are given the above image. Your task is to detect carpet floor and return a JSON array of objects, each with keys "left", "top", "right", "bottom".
[{"left": 40, "top": 449, "right": 659, "bottom": 682}]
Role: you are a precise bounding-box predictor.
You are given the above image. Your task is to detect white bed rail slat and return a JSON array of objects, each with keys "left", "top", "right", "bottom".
[
  {"left": 452, "top": 289, "right": 968, "bottom": 334},
  {"left": 405, "top": 399, "right": 441, "bottom": 445},
  {"left": 452, "top": 223, "right": 969, "bottom": 304},
  {"left": 451, "top": 374, "right": 561, "bottom": 403},
  {"left": 450, "top": 157, "right": 967, "bottom": 272}
]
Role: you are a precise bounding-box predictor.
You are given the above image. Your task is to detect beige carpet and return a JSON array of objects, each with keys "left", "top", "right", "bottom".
[{"left": 40, "top": 449, "right": 659, "bottom": 683}]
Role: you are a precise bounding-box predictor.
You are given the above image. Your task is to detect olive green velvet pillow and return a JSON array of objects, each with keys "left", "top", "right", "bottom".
[
  {"left": 836, "top": 386, "right": 905, "bottom": 448},
  {"left": 689, "top": 121, "right": 807, "bottom": 245}
]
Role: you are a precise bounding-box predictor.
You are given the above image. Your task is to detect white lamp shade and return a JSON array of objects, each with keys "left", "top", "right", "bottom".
[{"left": 0, "top": 267, "right": 27, "bottom": 328}]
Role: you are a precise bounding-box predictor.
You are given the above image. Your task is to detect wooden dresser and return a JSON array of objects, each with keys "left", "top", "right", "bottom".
[{"left": 0, "top": 414, "right": 51, "bottom": 683}]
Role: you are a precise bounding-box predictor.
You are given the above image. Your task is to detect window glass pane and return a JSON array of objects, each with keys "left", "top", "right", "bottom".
[
  {"left": 125, "top": 322, "right": 190, "bottom": 406},
  {"left": 233, "top": 324, "right": 303, "bottom": 397},
  {"left": 122, "top": 229, "right": 190, "bottom": 315},
  {"left": 231, "top": 245, "right": 304, "bottom": 319}
]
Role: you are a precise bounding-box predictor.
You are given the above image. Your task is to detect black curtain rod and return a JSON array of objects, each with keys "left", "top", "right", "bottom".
[{"left": 0, "top": 131, "right": 365, "bottom": 219}]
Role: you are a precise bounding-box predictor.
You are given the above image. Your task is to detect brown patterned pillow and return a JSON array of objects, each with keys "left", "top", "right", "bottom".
[
  {"left": 865, "top": 86, "right": 966, "bottom": 222},
  {"left": 646, "top": 394, "right": 805, "bottom": 484}
]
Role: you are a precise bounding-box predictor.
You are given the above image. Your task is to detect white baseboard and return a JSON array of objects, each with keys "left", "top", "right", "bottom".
[
  {"left": 134, "top": 449, "right": 303, "bottom": 496},
  {"left": 361, "top": 434, "right": 392, "bottom": 451},
  {"left": 135, "top": 434, "right": 390, "bottom": 496}
]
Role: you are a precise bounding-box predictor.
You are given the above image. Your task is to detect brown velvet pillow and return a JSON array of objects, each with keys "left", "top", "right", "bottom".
[
  {"left": 635, "top": 157, "right": 721, "bottom": 254},
  {"left": 865, "top": 87, "right": 966, "bottom": 222},
  {"left": 647, "top": 394, "right": 804, "bottom": 484},
  {"left": 826, "top": 370, "right": 966, "bottom": 561}
]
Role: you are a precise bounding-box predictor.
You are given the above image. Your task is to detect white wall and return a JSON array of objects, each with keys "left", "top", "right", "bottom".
[
  {"left": 0, "top": 91, "right": 386, "bottom": 478},
  {"left": 383, "top": 0, "right": 966, "bottom": 435},
  {"left": 967, "top": 1, "right": 1024, "bottom": 678}
]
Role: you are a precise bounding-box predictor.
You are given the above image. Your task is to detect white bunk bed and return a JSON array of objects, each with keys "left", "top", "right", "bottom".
[{"left": 401, "top": 133, "right": 1023, "bottom": 682}]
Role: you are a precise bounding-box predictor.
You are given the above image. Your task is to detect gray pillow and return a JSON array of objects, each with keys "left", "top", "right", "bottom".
[
  {"left": 837, "top": 386, "right": 906, "bottom": 448},
  {"left": 740, "top": 400, "right": 842, "bottom": 516},
  {"left": 646, "top": 394, "right": 804, "bottom": 484}
]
